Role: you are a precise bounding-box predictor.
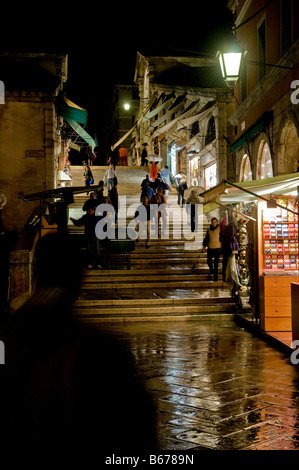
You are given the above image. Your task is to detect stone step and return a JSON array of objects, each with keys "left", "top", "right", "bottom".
[
  {"left": 130, "top": 252, "right": 209, "bottom": 258},
  {"left": 68, "top": 216, "right": 210, "bottom": 225},
  {"left": 73, "top": 296, "right": 233, "bottom": 307},
  {"left": 68, "top": 230, "right": 206, "bottom": 241},
  {"left": 72, "top": 304, "right": 235, "bottom": 316},
  {"left": 79, "top": 280, "right": 226, "bottom": 289},
  {"left": 81, "top": 271, "right": 222, "bottom": 281},
  {"left": 131, "top": 261, "right": 208, "bottom": 267},
  {"left": 72, "top": 311, "right": 235, "bottom": 323},
  {"left": 132, "top": 247, "right": 206, "bottom": 254},
  {"left": 81, "top": 267, "right": 215, "bottom": 276},
  {"left": 102, "top": 261, "right": 216, "bottom": 268},
  {"left": 70, "top": 167, "right": 151, "bottom": 194},
  {"left": 68, "top": 231, "right": 206, "bottom": 239},
  {"left": 67, "top": 167, "right": 225, "bottom": 322},
  {"left": 68, "top": 233, "right": 205, "bottom": 247},
  {"left": 81, "top": 276, "right": 223, "bottom": 285},
  {"left": 130, "top": 260, "right": 215, "bottom": 267}
]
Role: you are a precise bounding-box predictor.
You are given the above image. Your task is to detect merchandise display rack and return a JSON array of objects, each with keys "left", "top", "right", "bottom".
[{"left": 262, "top": 197, "right": 299, "bottom": 274}]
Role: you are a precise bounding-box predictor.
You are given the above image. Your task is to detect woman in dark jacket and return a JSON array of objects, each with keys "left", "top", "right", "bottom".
[
  {"left": 96, "top": 180, "right": 105, "bottom": 205},
  {"left": 177, "top": 176, "right": 187, "bottom": 206},
  {"left": 109, "top": 177, "right": 119, "bottom": 223},
  {"left": 83, "top": 165, "right": 94, "bottom": 195},
  {"left": 220, "top": 221, "right": 239, "bottom": 282}
]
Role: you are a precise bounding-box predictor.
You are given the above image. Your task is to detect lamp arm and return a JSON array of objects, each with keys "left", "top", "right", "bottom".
[{"left": 246, "top": 60, "right": 294, "bottom": 70}]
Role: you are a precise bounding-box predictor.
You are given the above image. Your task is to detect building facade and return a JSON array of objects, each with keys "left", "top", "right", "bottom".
[
  {"left": 133, "top": 53, "right": 235, "bottom": 189},
  {"left": 110, "top": 84, "right": 139, "bottom": 165},
  {"left": 227, "top": 0, "right": 299, "bottom": 182},
  {"left": 0, "top": 53, "right": 68, "bottom": 232}
]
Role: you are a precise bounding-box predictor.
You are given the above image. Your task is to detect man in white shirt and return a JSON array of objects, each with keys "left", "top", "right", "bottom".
[
  {"left": 104, "top": 164, "right": 117, "bottom": 197},
  {"left": 161, "top": 165, "right": 172, "bottom": 197}
]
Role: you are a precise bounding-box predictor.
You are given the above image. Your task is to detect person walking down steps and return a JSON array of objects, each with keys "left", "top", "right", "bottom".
[
  {"left": 202, "top": 216, "right": 226, "bottom": 282},
  {"left": 134, "top": 196, "right": 151, "bottom": 249},
  {"left": 104, "top": 164, "right": 117, "bottom": 198},
  {"left": 70, "top": 206, "right": 103, "bottom": 270},
  {"left": 83, "top": 165, "right": 94, "bottom": 195}
]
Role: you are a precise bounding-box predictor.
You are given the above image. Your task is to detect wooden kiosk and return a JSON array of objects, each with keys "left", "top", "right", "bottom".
[
  {"left": 202, "top": 175, "right": 299, "bottom": 344},
  {"left": 257, "top": 196, "right": 299, "bottom": 335}
]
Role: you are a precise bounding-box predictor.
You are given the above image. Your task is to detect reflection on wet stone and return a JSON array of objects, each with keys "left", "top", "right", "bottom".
[{"left": 99, "top": 322, "right": 299, "bottom": 450}]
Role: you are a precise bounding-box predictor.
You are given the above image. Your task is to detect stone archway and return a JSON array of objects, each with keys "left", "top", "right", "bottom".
[
  {"left": 277, "top": 119, "right": 299, "bottom": 174},
  {"left": 239, "top": 154, "right": 253, "bottom": 182},
  {"left": 256, "top": 139, "right": 273, "bottom": 180}
]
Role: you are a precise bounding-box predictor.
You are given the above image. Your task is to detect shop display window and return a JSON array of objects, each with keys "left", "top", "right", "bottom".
[
  {"left": 239, "top": 154, "right": 252, "bottom": 182},
  {"left": 262, "top": 198, "right": 299, "bottom": 272},
  {"left": 257, "top": 140, "right": 273, "bottom": 179},
  {"left": 204, "top": 162, "right": 217, "bottom": 190},
  {"left": 169, "top": 144, "right": 177, "bottom": 175}
]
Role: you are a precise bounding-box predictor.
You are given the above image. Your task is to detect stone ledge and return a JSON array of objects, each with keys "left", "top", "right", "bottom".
[{"left": 9, "top": 228, "right": 40, "bottom": 313}]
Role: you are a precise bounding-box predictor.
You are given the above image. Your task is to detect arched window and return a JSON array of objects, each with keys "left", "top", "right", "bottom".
[
  {"left": 257, "top": 140, "right": 273, "bottom": 179},
  {"left": 205, "top": 117, "right": 216, "bottom": 146},
  {"left": 191, "top": 120, "right": 199, "bottom": 137},
  {"left": 239, "top": 154, "right": 252, "bottom": 182},
  {"left": 204, "top": 162, "right": 217, "bottom": 189}
]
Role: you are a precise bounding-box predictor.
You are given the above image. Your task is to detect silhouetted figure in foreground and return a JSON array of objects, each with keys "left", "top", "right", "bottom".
[{"left": 0, "top": 234, "right": 157, "bottom": 460}]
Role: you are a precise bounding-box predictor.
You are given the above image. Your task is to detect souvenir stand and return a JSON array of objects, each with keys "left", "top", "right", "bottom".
[
  {"left": 257, "top": 195, "right": 299, "bottom": 333},
  {"left": 201, "top": 182, "right": 256, "bottom": 314},
  {"left": 202, "top": 173, "right": 299, "bottom": 336}
]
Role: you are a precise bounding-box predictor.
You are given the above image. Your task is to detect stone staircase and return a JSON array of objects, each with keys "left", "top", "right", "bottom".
[
  {"left": 68, "top": 165, "right": 148, "bottom": 195},
  {"left": 68, "top": 166, "right": 236, "bottom": 323}
]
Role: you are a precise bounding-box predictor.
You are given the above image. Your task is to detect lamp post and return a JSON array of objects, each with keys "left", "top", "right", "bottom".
[
  {"left": 217, "top": 39, "right": 294, "bottom": 89},
  {"left": 216, "top": 39, "right": 247, "bottom": 88}
]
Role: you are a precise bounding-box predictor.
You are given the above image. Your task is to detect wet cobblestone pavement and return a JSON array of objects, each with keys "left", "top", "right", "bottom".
[{"left": 97, "top": 320, "right": 299, "bottom": 451}]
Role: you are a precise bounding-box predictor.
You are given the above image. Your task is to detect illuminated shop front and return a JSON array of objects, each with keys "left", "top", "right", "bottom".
[
  {"left": 202, "top": 173, "right": 299, "bottom": 344},
  {"left": 188, "top": 153, "right": 199, "bottom": 186},
  {"left": 204, "top": 162, "right": 217, "bottom": 190},
  {"left": 239, "top": 154, "right": 252, "bottom": 182},
  {"left": 257, "top": 140, "right": 273, "bottom": 180},
  {"left": 169, "top": 143, "right": 177, "bottom": 175}
]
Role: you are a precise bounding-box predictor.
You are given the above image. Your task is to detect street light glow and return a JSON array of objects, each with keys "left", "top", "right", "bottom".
[
  {"left": 216, "top": 35, "right": 247, "bottom": 88},
  {"left": 217, "top": 50, "right": 244, "bottom": 87},
  {"left": 222, "top": 53, "right": 242, "bottom": 76}
]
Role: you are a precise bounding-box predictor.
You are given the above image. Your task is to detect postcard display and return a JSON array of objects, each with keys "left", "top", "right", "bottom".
[
  {"left": 262, "top": 200, "right": 298, "bottom": 272},
  {"left": 259, "top": 197, "right": 299, "bottom": 332}
]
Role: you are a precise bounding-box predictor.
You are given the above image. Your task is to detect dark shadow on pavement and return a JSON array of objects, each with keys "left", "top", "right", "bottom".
[{"left": 0, "top": 234, "right": 157, "bottom": 460}]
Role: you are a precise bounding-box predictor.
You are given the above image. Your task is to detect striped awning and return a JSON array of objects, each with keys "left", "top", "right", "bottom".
[
  {"left": 57, "top": 96, "right": 88, "bottom": 125},
  {"left": 64, "top": 117, "right": 97, "bottom": 151},
  {"left": 202, "top": 173, "right": 299, "bottom": 214}
]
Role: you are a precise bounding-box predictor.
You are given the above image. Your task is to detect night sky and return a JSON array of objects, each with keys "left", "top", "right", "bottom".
[{"left": 1, "top": 1, "right": 234, "bottom": 152}]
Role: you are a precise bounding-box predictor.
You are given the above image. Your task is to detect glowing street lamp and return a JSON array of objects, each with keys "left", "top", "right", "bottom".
[
  {"left": 217, "top": 36, "right": 293, "bottom": 89},
  {"left": 124, "top": 103, "right": 130, "bottom": 111},
  {"left": 216, "top": 39, "right": 247, "bottom": 88}
]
